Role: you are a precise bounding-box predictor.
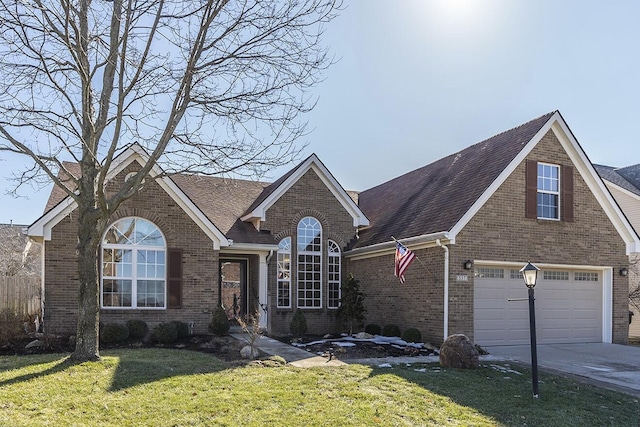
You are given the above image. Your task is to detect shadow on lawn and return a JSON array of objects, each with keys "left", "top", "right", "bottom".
[
  {"left": 0, "top": 355, "right": 77, "bottom": 388},
  {"left": 364, "top": 362, "right": 640, "bottom": 426},
  {"left": 106, "top": 348, "right": 232, "bottom": 391}
]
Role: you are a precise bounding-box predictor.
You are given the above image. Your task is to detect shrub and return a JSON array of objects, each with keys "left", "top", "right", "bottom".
[
  {"left": 126, "top": 319, "right": 149, "bottom": 339},
  {"left": 0, "top": 309, "right": 23, "bottom": 347},
  {"left": 151, "top": 322, "right": 178, "bottom": 343},
  {"left": 100, "top": 323, "right": 129, "bottom": 343},
  {"left": 364, "top": 324, "right": 381, "bottom": 335},
  {"left": 209, "top": 306, "right": 230, "bottom": 336},
  {"left": 289, "top": 309, "right": 307, "bottom": 336},
  {"left": 401, "top": 327, "right": 422, "bottom": 343},
  {"left": 336, "top": 274, "right": 366, "bottom": 335},
  {"left": 171, "top": 320, "right": 190, "bottom": 339},
  {"left": 381, "top": 324, "right": 401, "bottom": 337}
]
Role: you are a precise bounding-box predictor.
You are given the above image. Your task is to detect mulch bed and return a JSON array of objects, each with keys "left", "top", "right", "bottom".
[{"left": 2, "top": 332, "right": 438, "bottom": 363}]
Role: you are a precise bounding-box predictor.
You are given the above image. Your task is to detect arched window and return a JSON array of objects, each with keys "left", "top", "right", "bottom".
[
  {"left": 101, "top": 217, "right": 166, "bottom": 309},
  {"left": 297, "top": 217, "right": 322, "bottom": 308},
  {"left": 327, "top": 240, "right": 341, "bottom": 308},
  {"left": 277, "top": 237, "right": 292, "bottom": 308}
]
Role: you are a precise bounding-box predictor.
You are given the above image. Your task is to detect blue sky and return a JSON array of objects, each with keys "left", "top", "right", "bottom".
[{"left": 2, "top": 0, "right": 639, "bottom": 225}]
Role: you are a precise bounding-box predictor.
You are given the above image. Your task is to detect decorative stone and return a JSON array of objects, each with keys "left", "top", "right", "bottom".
[
  {"left": 353, "top": 332, "right": 374, "bottom": 339},
  {"left": 240, "top": 345, "right": 260, "bottom": 359},
  {"left": 439, "top": 334, "right": 479, "bottom": 369},
  {"left": 25, "top": 339, "right": 45, "bottom": 349}
]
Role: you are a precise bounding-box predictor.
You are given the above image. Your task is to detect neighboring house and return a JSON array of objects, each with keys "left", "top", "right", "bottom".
[
  {"left": 0, "top": 222, "right": 41, "bottom": 276},
  {"left": 594, "top": 164, "right": 640, "bottom": 338},
  {"left": 27, "top": 111, "right": 639, "bottom": 346}
]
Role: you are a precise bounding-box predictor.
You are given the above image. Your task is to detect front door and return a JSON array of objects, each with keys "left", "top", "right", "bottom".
[{"left": 219, "top": 260, "right": 248, "bottom": 321}]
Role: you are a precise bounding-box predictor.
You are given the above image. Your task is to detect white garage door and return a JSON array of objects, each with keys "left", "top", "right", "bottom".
[{"left": 474, "top": 266, "right": 602, "bottom": 346}]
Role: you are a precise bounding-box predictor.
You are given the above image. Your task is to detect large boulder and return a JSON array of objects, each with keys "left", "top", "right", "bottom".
[{"left": 439, "top": 334, "right": 479, "bottom": 369}]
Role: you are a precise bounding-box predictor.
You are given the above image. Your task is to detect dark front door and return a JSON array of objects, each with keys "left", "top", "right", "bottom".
[{"left": 219, "top": 259, "right": 248, "bottom": 321}]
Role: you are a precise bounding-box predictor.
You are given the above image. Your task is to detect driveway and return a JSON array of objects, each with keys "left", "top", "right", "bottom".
[{"left": 487, "top": 343, "right": 640, "bottom": 398}]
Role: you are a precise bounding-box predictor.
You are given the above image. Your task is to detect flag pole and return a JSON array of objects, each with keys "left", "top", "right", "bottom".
[{"left": 391, "top": 236, "right": 436, "bottom": 280}]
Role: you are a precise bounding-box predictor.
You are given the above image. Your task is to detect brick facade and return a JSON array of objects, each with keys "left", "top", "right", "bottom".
[
  {"left": 349, "top": 129, "right": 630, "bottom": 345},
  {"left": 262, "top": 168, "right": 356, "bottom": 335},
  {"left": 44, "top": 169, "right": 219, "bottom": 335}
]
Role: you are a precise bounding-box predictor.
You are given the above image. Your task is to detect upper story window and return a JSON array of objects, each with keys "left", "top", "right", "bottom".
[
  {"left": 537, "top": 163, "right": 560, "bottom": 220},
  {"left": 526, "top": 160, "right": 573, "bottom": 222},
  {"left": 327, "top": 240, "right": 341, "bottom": 309},
  {"left": 297, "top": 217, "right": 322, "bottom": 308},
  {"left": 277, "top": 237, "right": 292, "bottom": 308},
  {"left": 101, "top": 217, "right": 166, "bottom": 309}
]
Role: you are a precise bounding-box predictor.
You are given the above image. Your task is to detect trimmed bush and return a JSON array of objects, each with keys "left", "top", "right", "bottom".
[
  {"left": 209, "top": 306, "right": 230, "bottom": 336},
  {"left": 151, "top": 322, "right": 178, "bottom": 343},
  {"left": 126, "top": 319, "right": 149, "bottom": 339},
  {"left": 289, "top": 309, "right": 307, "bottom": 336},
  {"left": 0, "top": 309, "right": 23, "bottom": 347},
  {"left": 364, "top": 324, "right": 381, "bottom": 335},
  {"left": 381, "top": 324, "right": 401, "bottom": 337},
  {"left": 171, "top": 320, "right": 190, "bottom": 339},
  {"left": 100, "top": 323, "right": 130, "bottom": 343},
  {"left": 401, "top": 327, "right": 422, "bottom": 343}
]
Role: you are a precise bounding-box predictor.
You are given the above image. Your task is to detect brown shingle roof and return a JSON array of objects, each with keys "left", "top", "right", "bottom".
[
  {"left": 352, "top": 112, "right": 556, "bottom": 248},
  {"left": 170, "top": 175, "right": 276, "bottom": 244}
]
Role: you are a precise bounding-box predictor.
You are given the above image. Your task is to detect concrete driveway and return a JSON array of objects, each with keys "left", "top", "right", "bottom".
[{"left": 487, "top": 343, "right": 640, "bottom": 397}]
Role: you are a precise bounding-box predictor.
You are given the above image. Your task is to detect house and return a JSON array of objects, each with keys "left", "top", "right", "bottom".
[
  {"left": 593, "top": 164, "right": 640, "bottom": 338},
  {"left": 28, "top": 111, "right": 639, "bottom": 345}
]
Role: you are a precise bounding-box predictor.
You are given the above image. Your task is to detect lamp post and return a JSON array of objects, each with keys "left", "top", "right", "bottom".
[{"left": 520, "top": 261, "right": 540, "bottom": 398}]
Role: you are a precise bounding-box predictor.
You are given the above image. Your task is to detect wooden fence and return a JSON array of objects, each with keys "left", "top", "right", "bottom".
[{"left": 0, "top": 276, "right": 42, "bottom": 318}]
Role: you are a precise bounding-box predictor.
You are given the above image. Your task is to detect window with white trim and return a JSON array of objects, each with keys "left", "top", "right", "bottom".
[
  {"left": 327, "top": 240, "right": 341, "bottom": 309},
  {"left": 537, "top": 163, "right": 560, "bottom": 220},
  {"left": 575, "top": 271, "right": 599, "bottom": 282},
  {"left": 543, "top": 271, "right": 569, "bottom": 281},
  {"left": 102, "top": 217, "right": 166, "bottom": 309},
  {"left": 277, "top": 237, "right": 292, "bottom": 308},
  {"left": 475, "top": 267, "right": 504, "bottom": 278},
  {"left": 297, "top": 217, "right": 322, "bottom": 308}
]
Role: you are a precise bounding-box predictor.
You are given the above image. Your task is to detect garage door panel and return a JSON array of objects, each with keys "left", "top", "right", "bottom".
[{"left": 474, "top": 266, "right": 603, "bottom": 346}]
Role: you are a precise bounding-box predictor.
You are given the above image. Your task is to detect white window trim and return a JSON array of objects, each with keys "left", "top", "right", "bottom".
[
  {"left": 101, "top": 217, "right": 167, "bottom": 310},
  {"left": 277, "top": 237, "right": 292, "bottom": 309},
  {"left": 296, "top": 217, "right": 323, "bottom": 309},
  {"left": 327, "top": 240, "right": 341, "bottom": 309},
  {"left": 537, "top": 162, "right": 561, "bottom": 221}
]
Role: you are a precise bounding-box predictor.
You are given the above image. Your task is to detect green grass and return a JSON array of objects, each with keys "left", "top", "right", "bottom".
[{"left": 0, "top": 349, "right": 638, "bottom": 426}]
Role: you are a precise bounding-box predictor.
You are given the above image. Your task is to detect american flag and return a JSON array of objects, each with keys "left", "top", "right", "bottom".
[{"left": 395, "top": 241, "right": 416, "bottom": 283}]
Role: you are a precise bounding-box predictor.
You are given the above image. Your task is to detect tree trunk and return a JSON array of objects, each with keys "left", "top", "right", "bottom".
[{"left": 71, "top": 204, "right": 102, "bottom": 362}]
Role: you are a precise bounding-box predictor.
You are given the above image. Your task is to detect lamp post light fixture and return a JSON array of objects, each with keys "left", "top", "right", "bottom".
[{"left": 520, "top": 261, "right": 540, "bottom": 398}]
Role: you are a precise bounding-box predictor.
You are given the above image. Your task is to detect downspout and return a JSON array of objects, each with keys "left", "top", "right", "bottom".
[{"left": 436, "top": 239, "right": 449, "bottom": 341}]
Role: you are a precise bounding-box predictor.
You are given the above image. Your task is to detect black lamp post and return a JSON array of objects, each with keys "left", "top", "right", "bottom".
[{"left": 520, "top": 261, "right": 540, "bottom": 398}]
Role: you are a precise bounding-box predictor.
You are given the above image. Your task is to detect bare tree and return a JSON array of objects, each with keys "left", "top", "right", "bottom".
[
  {"left": 0, "top": 224, "right": 41, "bottom": 276},
  {"left": 0, "top": 0, "right": 341, "bottom": 361}
]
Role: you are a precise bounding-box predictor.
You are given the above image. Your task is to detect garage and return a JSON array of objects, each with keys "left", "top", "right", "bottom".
[{"left": 474, "top": 265, "right": 604, "bottom": 346}]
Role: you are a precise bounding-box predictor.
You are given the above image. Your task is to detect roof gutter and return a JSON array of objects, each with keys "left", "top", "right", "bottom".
[
  {"left": 345, "top": 231, "right": 453, "bottom": 260},
  {"left": 436, "top": 239, "right": 449, "bottom": 341}
]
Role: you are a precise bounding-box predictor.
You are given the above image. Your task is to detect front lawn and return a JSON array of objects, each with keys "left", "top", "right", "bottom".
[{"left": 0, "top": 349, "right": 637, "bottom": 426}]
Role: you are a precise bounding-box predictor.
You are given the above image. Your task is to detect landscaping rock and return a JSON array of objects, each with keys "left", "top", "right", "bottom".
[
  {"left": 25, "top": 339, "right": 45, "bottom": 349},
  {"left": 353, "top": 332, "right": 374, "bottom": 339},
  {"left": 439, "top": 334, "right": 479, "bottom": 369},
  {"left": 240, "top": 345, "right": 260, "bottom": 359}
]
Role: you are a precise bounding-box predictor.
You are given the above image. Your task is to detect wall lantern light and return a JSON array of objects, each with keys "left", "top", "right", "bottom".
[
  {"left": 463, "top": 260, "right": 473, "bottom": 270},
  {"left": 620, "top": 267, "right": 629, "bottom": 277}
]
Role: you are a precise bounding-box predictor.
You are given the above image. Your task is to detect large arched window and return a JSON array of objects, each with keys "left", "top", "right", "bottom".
[
  {"left": 101, "top": 217, "right": 166, "bottom": 309},
  {"left": 277, "top": 237, "right": 292, "bottom": 308},
  {"left": 297, "top": 217, "right": 322, "bottom": 308},
  {"left": 327, "top": 240, "right": 341, "bottom": 309}
]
